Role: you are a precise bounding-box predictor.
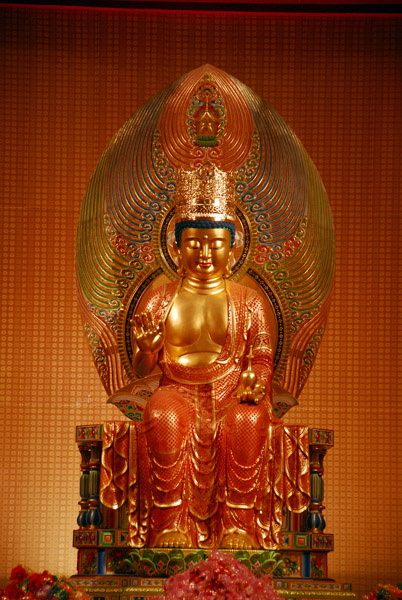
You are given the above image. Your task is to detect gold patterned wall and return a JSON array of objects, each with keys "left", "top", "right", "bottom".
[{"left": 0, "top": 6, "right": 401, "bottom": 596}]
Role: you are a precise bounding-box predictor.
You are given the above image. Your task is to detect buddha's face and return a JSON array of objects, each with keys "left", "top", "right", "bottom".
[{"left": 177, "top": 227, "right": 232, "bottom": 280}]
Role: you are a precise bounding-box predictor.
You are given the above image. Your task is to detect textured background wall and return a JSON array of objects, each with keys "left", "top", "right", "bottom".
[{"left": 0, "top": 6, "right": 401, "bottom": 597}]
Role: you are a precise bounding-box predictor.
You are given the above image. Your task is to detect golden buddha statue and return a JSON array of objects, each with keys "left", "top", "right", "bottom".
[
  {"left": 99, "top": 164, "right": 310, "bottom": 550},
  {"left": 77, "top": 65, "right": 335, "bottom": 554}
]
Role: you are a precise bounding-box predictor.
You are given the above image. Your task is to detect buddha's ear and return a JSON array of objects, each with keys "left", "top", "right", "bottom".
[
  {"left": 173, "top": 241, "right": 185, "bottom": 277},
  {"left": 173, "top": 240, "right": 181, "bottom": 261},
  {"left": 224, "top": 250, "right": 233, "bottom": 279}
]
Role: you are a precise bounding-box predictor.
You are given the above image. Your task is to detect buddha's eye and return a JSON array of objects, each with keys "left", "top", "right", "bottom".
[
  {"left": 210, "top": 240, "right": 224, "bottom": 249},
  {"left": 187, "top": 240, "right": 201, "bottom": 249}
]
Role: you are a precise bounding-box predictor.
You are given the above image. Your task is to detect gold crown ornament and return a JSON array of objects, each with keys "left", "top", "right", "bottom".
[{"left": 174, "top": 163, "right": 236, "bottom": 223}]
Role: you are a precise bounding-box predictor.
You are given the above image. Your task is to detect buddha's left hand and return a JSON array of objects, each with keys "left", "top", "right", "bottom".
[{"left": 235, "top": 377, "right": 266, "bottom": 404}]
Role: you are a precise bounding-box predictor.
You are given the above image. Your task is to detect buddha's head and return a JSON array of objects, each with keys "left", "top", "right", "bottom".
[
  {"left": 175, "top": 226, "right": 232, "bottom": 281},
  {"left": 173, "top": 163, "right": 236, "bottom": 281}
]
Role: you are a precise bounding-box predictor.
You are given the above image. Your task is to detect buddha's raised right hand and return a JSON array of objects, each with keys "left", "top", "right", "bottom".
[{"left": 131, "top": 311, "right": 165, "bottom": 355}]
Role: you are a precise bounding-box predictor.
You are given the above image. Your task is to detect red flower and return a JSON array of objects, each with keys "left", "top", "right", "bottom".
[
  {"left": 27, "top": 574, "right": 42, "bottom": 593},
  {"left": 21, "top": 593, "right": 37, "bottom": 600},
  {"left": 86, "top": 552, "right": 96, "bottom": 563},
  {"left": 4, "top": 584, "right": 24, "bottom": 600},
  {"left": 363, "top": 593, "right": 378, "bottom": 600},
  {"left": 383, "top": 586, "right": 402, "bottom": 599},
  {"left": 38, "top": 572, "right": 54, "bottom": 585},
  {"left": 10, "top": 567, "right": 28, "bottom": 585}
]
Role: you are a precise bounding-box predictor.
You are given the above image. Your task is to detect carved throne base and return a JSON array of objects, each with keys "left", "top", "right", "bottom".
[{"left": 72, "top": 425, "right": 357, "bottom": 600}]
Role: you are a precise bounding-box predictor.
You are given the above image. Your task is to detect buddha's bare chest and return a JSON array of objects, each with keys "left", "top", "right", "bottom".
[{"left": 165, "top": 290, "right": 228, "bottom": 366}]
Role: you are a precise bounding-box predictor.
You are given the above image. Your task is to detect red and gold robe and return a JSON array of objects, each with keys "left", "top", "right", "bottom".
[{"left": 100, "top": 280, "right": 310, "bottom": 548}]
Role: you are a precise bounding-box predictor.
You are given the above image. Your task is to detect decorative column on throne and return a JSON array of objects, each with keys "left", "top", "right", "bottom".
[
  {"left": 87, "top": 441, "right": 103, "bottom": 528},
  {"left": 77, "top": 444, "right": 90, "bottom": 529},
  {"left": 306, "top": 429, "right": 333, "bottom": 533}
]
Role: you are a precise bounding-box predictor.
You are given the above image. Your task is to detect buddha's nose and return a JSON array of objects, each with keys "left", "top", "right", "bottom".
[{"left": 201, "top": 241, "right": 212, "bottom": 259}]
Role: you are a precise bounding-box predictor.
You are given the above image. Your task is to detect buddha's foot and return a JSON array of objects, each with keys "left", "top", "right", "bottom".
[
  {"left": 219, "top": 532, "right": 255, "bottom": 549},
  {"left": 154, "top": 530, "right": 190, "bottom": 548}
]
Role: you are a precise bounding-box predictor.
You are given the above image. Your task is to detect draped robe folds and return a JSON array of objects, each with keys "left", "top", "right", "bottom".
[{"left": 100, "top": 280, "right": 311, "bottom": 549}]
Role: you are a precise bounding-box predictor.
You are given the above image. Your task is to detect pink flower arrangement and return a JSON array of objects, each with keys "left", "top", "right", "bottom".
[
  {"left": 0, "top": 567, "right": 88, "bottom": 600},
  {"left": 155, "top": 549, "right": 282, "bottom": 600}
]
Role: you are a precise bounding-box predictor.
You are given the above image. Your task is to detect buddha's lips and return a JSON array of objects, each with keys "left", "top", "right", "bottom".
[{"left": 198, "top": 261, "right": 212, "bottom": 267}]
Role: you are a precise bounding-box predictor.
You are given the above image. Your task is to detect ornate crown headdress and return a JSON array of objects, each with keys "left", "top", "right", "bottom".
[{"left": 174, "top": 162, "right": 236, "bottom": 223}]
